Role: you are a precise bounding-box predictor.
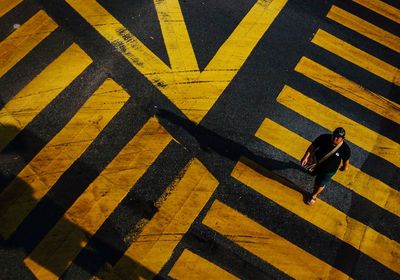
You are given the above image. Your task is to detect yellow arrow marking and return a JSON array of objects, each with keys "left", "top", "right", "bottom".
[{"left": 66, "top": 0, "right": 288, "bottom": 122}]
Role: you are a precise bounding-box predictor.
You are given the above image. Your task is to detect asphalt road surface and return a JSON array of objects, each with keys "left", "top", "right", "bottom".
[{"left": 0, "top": 0, "right": 399, "bottom": 279}]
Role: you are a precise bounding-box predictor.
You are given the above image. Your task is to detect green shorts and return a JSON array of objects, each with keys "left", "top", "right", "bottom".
[{"left": 315, "top": 172, "right": 335, "bottom": 187}]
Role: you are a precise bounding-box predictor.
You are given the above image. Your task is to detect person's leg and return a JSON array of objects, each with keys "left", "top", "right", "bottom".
[{"left": 307, "top": 172, "right": 334, "bottom": 205}]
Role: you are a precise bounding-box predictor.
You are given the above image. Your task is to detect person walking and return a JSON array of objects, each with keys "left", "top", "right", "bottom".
[{"left": 300, "top": 127, "right": 351, "bottom": 205}]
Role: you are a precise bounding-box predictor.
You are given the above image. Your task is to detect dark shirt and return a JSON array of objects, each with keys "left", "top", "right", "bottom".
[{"left": 312, "top": 134, "right": 351, "bottom": 174}]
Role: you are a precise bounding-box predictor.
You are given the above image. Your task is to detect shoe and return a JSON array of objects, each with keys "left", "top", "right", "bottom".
[{"left": 307, "top": 197, "right": 317, "bottom": 205}]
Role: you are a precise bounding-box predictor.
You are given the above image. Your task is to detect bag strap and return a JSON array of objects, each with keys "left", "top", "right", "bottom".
[{"left": 318, "top": 141, "right": 343, "bottom": 164}]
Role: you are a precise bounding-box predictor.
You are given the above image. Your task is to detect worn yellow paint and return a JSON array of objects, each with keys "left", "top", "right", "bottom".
[
  {"left": 256, "top": 118, "right": 400, "bottom": 217},
  {"left": 66, "top": 0, "right": 287, "bottom": 122},
  {"left": 327, "top": 6, "right": 400, "bottom": 52},
  {"left": 24, "top": 117, "right": 173, "bottom": 280},
  {"left": 0, "top": 43, "right": 92, "bottom": 151},
  {"left": 295, "top": 57, "right": 400, "bottom": 124},
  {"left": 312, "top": 29, "right": 399, "bottom": 86},
  {"left": 0, "top": 10, "right": 58, "bottom": 77},
  {"left": 112, "top": 159, "right": 219, "bottom": 279},
  {"left": 0, "top": 0, "right": 23, "bottom": 16},
  {"left": 231, "top": 159, "right": 400, "bottom": 273},
  {"left": 0, "top": 79, "right": 129, "bottom": 240},
  {"left": 353, "top": 0, "right": 400, "bottom": 24},
  {"left": 277, "top": 85, "right": 400, "bottom": 168},
  {"left": 169, "top": 249, "right": 239, "bottom": 280},
  {"left": 203, "top": 200, "right": 351, "bottom": 279}
]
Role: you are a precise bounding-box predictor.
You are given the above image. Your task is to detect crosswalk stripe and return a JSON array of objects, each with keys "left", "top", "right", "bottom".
[
  {"left": 311, "top": 29, "right": 399, "bottom": 86},
  {"left": 168, "top": 249, "right": 239, "bottom": 280},
  {"left": 0, "top": 43, "right": 92, "bottom": 151},
  {"left": 0, "top": 10, "right": 58, "bottom": 78},
  {"left": 327, "top": 5, "right": 400, "bottom": 52},
  {"left": 277, "top": 85, "right": 400, "bottom": 168},
  {"left": 295, "top": 57, "right": 400, "bottom": 124},
  {"left": 352, "top": 0, "right": 400, "bottom": 24},
  {"left": 202, "top": 199, "right": 350, "bottom": 279},
  {"left": 0, "top": 79, "right": 129, "bottom": 240},
  {"left": 256, "top": 118, "right": 400, "bottom": 217},
  {"left": 111, "top": 159, "right": 218, "bottom": 279},
  {"left": 0, "top": 0, "right": 23, "bottom": 17},
  {"left": 231, "top": 158, "right": 400, "bottom": 273},
  {"left": 23, "top": 117, "right": 173, "bottom": 280}
]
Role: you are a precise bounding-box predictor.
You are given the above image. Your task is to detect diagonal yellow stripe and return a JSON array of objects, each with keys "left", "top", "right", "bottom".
[
  {"left": 353, "top": 0, "right": 400, "bottom": 24},
  {"left": 112, "top": 159, "right": 218, "bottom": 279},
  {"left": 0, "top": 10, "right": 58, "bottom": 78},
  {"left": 169, "top": 249, "right": 239, "bottom": 280},
  {"left": 0, "top": 0, "right": 23, "bottom": 17},
  {"left": 256, "top": 118, "right": 400, "bottom": 217},
  {"left": 24, "top": 117, "right": 173, "bottom": 279},
  {"left": 203, "top": 200, "right": 351, "bottom": 279},
  {"left": 231, "top": 159, "right": 400, "bottom": 273},
  {"left": 327, "top": 5, "right": 400, "bottom": 52},
  {"left": 277, "top": 85, "right": 400, "bottom": 168},
  {"left": 295, "top": 57, "right": 400, "bottom": 124},
  {"left": 312, "top": 29, "right": 399, "bottom": 86},
  {"left": 0, "top": 43, "right": 92, "bottom": 152},
  {"left": 0, "top": 79, "right": 129, "bottom": 240}
]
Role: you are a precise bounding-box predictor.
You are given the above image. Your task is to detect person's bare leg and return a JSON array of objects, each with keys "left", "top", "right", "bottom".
[{"left": 311, "top": 185, "right": 325, "bottom": 199}]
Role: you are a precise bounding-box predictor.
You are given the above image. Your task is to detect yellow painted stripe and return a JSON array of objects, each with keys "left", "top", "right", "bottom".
[
  {"left": 0, "top": 79, "right": 129, "bottom": 240},
  {"left": 277, "top": 85, "right": 400, "bottom": 168},
  {"left": 312, "top": 29, "right": 399, "bottom": 86},
  {"left": 256, "top": 118, "right": 400, "bottom": 217},
  {"left": 295, "top": 57, "right": 400, "bottom": 124},
  {"left": 0, "top": 0, "right": 23, "bottom": 17},
  {"left": 327, "top": 6, "right": 400, "bottom": 52},
  {"left": 112, "top": 159, "right": 219, "bottom": 279},
  {"left": 154, "top": 0, "right": 199, "bottom": 73},
  {"left": 0, "top": 10, "right": 58, "bottom": 77},
  {"left": 203, "top": 200, "right": 350, "bottom": 279},
  {"left": 0, "top": 43, "right": 92, "bottom": 151},
  {"left": 169, "top": 249, "right": 239, "bottom": 280},
  {"left": 24, "top": 117, "right": 173, "bottom": 280},
  {"left": 231, "top": 159, "right": 400, "bottom": 273},
  {"left": 353, "top": 0, "right": 400, "bottom": 24}
]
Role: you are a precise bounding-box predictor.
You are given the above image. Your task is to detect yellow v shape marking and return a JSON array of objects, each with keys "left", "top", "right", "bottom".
[{"left": 66, "top": 0, "right": 287, "bottom": 122}]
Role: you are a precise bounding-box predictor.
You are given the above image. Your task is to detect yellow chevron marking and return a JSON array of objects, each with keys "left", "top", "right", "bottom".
[
  {"left": 327, "top": 6, "right": 400, "bottom": 52},
  {"left": 256, "top": 118, "right": 400, "bottom": 217},
  {"left": 203, "top": 200, "right": 351, "bottom": 279},
  {"left": 112, "top": 159, "right": 218, "bottom": 279},
  {"left": 0, "top": 43, "right": 92, "bottom": 151},
  {"left": 231, "top": 158, "right": 400, "bottom": 273},
  {"left": 0, "top": 79, "right": 129, "bottom": 240},
  {"left": 24, "top": 117, "right": 173, "bottom": 279},
  {"left": 169, "top": 249, "right": 239, "bottom": 280},
  {"left": 295, "top": 57, "right": 400, "bottom": 124},
  {"left": 0, "top": 0, "right": 23, "bottom": 17},
  {"left": 66, "top": 0, "right": 287, "bottom": 122},
  {"left": 0, "top": 10, "right": 58, "bottom": 77},
  {"left": 277, "top": 85, "right": 400, "bottom": 168},
  {"left": 312, "top": 29, "right": 399, "bottom": 86},
  {"left": 353, "top": 0, "right": 400, "bottom": 24}
]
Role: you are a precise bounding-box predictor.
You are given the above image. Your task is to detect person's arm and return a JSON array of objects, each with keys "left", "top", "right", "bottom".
[
  {"left": 339, "top": 159, "right": 350, "bottom": 171},
  {"left": 301, "top": 144, "right": 315, "bottom": 166}
]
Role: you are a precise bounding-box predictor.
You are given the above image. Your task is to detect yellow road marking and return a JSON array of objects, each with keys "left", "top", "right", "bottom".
[
  {"left": 256, "top": 118, "right": 400, "bottom": 217},
  {"left": 169, "top": 249, "right": 239, "bottom": 280},
  {"left": 0, "top": 10, "right": 58, "bottom": 77},
  {"left": 327, "top": 6, "right": 400, "bottom": 52},
  {"left": 203, "top": 200, "right": 351, "bottom": 279},
  {"left": 66, "top": 0, "right": 287, "bottom": 122},
  {"left": 231, "top": 159, "right": 400, "bottom": 273},
  {"left": 112, "top": 159, "right": 218, "bottom": 279},
  {"left": 277, "top": 85, "right": 400, "bottom": 168},
  {"left": 0, "top": 79, "right": 129, "bottom": 240},
  {"left": 353, "top": 0, "right": 400, "bottom": 24},
  {"left": 0, "top": 0, "right": 23, "bottom": 17},
  {"left": 0, "top": 43, "right": 92, "bottom": 151},
  {"left": 24, "top": 117, "right": 173, "bottom": 280},
  {"left": 295, "top": 57, "right": 400, "bottom": 124},
  {"left": 312, "top": 29, "right": 399, "bottom": 86}
]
